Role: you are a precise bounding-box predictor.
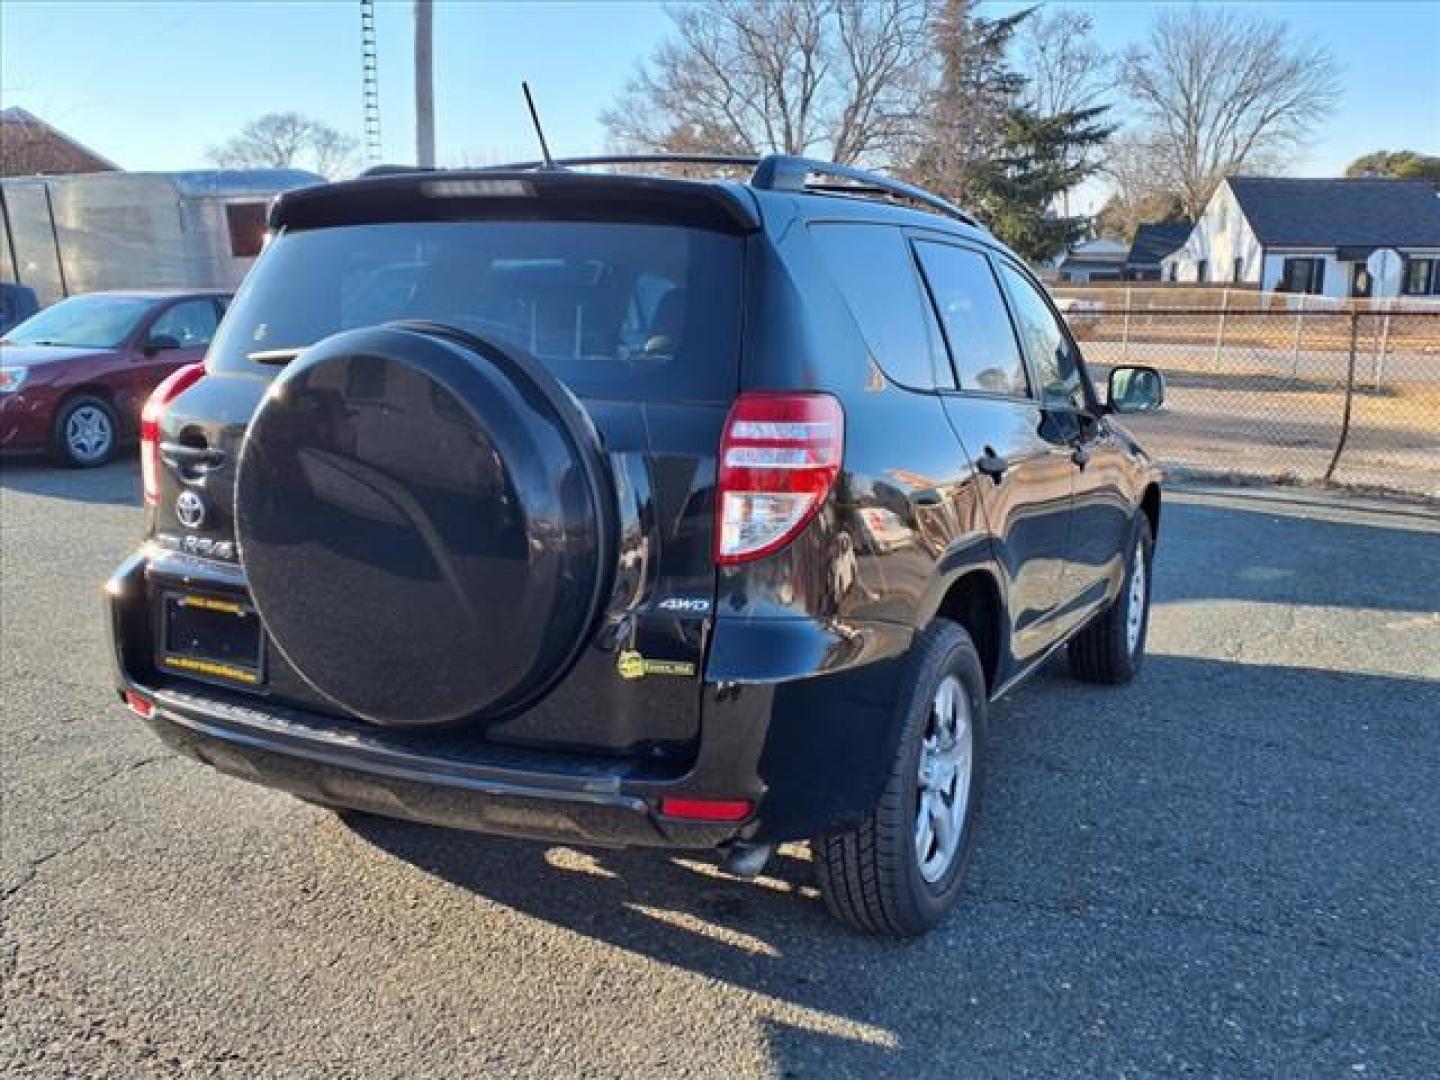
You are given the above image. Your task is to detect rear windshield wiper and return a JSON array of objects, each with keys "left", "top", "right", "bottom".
[{"left": 247, "top": 346, "right": 309, "bottom": 365}]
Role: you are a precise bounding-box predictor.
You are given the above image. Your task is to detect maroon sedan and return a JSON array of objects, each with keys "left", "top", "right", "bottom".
[{"left": 0, "top": 290, "right": 228, "bottom": 466}]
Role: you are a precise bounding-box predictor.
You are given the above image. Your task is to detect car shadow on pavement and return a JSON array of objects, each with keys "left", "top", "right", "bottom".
[
  {"left": 342, "top": 645, "right": 1440, "bottom": 1075},
  {"left": 333, "top": 489, "right": 1440, "bottom": 1074},
  {"left": 0, "top": 456, "right": 141, "bottom": 505}
]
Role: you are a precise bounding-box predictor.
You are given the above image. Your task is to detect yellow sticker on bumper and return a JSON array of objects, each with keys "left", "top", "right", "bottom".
[{"left": 617, "top": 650, "right": 697, "bottom": 680}]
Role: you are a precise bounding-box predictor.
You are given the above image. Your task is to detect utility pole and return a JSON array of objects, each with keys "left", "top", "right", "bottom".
[{"left": 414, "top": 0, "right": 435, "bottom": 167}]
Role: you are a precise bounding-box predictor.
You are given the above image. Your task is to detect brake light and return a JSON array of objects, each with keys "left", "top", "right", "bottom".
[
  {"left": 715, "top": 392, "right": 843, "bottom": 565},
  {"left": 658, "top": 797, "right": 754, "bottom": 822},
  {"left": 141, "top": 363, "right": 206, "bottom": 505}
]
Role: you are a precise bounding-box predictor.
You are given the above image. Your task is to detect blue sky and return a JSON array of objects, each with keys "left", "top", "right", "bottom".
[{"left": 3, "top": 0, "right": 1436, "bottom": 195}]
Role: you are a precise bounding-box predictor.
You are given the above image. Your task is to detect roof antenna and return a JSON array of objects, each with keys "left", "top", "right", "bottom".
[{"left": 522, "top": 82, "right": 557, "bottom": 170}]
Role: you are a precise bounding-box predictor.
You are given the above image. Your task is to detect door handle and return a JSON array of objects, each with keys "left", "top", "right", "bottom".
[
  {"left": 975, "top": 447, "right": 1008, "bottom": 483},
  {"left": 1071, "top": 444, "right": 1092, "bottom": 469}
]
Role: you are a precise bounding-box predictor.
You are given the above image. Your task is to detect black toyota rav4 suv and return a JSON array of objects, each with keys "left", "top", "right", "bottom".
[{"left": 107, "top": 155, "right": 1164, "bottom": 937}]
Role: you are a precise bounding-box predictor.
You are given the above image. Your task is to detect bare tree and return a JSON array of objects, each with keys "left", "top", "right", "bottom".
[
  {"left": 207, "top": 113, "right": 359, "bottom": 179},
  {"left": 1013, "top": 7, "right": 1111, "bottom": 220},
  {"left": 1094, "top": 131, "right": 1187, "bottom": 240},
  {"left": 601, "top": 0, "right": 935, "bottom": 166},
  {"left": 1121, "top": 6, "right": 1341, "bottom": 218},
  {"left": 1016, "top": 7, "right": 1111, "bottom": 118}
]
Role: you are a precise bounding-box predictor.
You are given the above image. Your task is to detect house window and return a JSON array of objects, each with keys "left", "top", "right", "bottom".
[
  {"left": 1403, "top": 258, "right": 1437, "bottom": 296},
  {"left": 1232, "top": 257, "right": 1243, "bottom": 283},
  {"left": 1196, "top": 259, "right": 1209, "bottom": 283},
  {"left": 1281, "top": 257, "right": 1326, "bottom": 295}
]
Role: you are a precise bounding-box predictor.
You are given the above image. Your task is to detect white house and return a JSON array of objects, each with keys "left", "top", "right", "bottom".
[{"left": 1162, "top": 177, "right": 1440, "bottom": 298}]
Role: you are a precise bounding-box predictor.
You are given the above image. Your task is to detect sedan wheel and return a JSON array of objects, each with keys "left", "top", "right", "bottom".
[{"left": 55, "top": 397, "right": 118, "bottom": 467}]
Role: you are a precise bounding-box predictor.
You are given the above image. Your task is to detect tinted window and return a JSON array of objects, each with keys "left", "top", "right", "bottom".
[
  {"left": 996, "top": 262, "right": 1084, "bottom": 410},
  {"left": 914, "top": 242, "right": 1028, "bottom": 396},
  {"left": 810, "top": 223, "right": 944, "bottom": 389},
  {"left": 148, "top": 299, "right": 219, "bottom": 347},
  {"left": 209, "top": 221, "right": 742, "bottom": 402}
]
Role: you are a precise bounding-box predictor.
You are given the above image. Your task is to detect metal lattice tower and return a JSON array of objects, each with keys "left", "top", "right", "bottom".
[{"left": 360, "top": 0, "right": 383, "bottom": 164}]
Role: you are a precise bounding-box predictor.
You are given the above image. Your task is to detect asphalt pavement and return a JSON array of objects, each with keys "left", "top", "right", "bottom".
[{"left": 3, "top": 459, "right": 1438, "bottom": 1078}]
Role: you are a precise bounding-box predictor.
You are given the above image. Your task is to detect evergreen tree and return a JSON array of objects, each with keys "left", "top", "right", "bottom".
[
  {"left": 972, "top": 105, "right": 1114, "bottom": 262},
  {"left": 1343, "top": 151, "right": 1440, "bottom": 184},
  {"left": 908, "top": 0, "right": 1112, "bottom": 262},
  {"left": 907, "top": 0, "right": 1029, "bottom": 206}
]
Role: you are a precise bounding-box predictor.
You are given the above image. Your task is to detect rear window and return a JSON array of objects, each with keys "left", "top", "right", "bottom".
[{"left": 208, "top": 221, "right": 743, "bottom": 401}]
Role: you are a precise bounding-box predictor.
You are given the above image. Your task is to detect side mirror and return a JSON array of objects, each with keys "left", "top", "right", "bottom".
[
  {"left": 1107, "top": 365, "right": 1164, "bottom": 414},
  {"left": 143, "top": 333, "right": 182, "bottom": 356}
]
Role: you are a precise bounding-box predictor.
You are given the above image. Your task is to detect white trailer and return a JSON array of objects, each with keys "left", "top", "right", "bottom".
[{"left": 0, "top": 168, "right": 322, "bottom": 308}]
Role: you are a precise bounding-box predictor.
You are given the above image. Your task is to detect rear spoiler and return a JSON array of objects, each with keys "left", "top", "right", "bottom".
[{"left": 269, "top": 170, "right": 761, "bottom": 235}]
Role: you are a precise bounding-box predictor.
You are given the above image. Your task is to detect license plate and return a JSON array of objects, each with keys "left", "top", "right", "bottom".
[{"left": 159, "top": 592, "right": 264, "bottom": 687}]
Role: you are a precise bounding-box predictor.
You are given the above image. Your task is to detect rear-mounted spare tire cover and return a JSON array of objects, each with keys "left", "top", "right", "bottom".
[{"left": 235, "top": 323, "right": 615, "bottom": 726}]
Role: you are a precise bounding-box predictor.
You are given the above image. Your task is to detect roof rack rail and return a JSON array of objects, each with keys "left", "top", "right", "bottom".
[
  {"left": 367, "top": 153, "right": 979, "bottom": 227},
  {"left": 751, "top": 154, "right": 979, "bottom": 227},
  {"left": 480, "top": 153, "right": 762, "bottom": 172}
]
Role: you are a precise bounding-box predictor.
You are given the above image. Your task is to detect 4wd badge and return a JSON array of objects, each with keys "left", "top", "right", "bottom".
[{"left": 617, "top": 650, "right": 696, "bottom": 680}]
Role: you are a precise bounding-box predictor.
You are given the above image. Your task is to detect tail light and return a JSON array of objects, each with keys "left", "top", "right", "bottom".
[
  {"left": 715, "top": 392, "right": 843, "bottom": 565},
  {"left": 141, "top": 363, "right": 206, "bottom": 505}
]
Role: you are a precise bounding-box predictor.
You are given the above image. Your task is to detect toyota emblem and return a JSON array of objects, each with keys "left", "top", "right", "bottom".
[{"left": 175, "top": 489, "right": 206, "bottom": 530}]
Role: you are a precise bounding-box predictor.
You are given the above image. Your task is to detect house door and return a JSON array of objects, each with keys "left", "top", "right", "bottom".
[{"left": 1350, "top": 264, "right": 1373, "bottom": 298}]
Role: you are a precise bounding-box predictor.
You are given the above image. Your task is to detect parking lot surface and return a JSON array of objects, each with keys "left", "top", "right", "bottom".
[{"left": 3, "top": 460, "right": 1438, "bottom": 1078}]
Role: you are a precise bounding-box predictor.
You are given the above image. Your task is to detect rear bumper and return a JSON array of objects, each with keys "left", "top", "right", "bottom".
[
  {"left": 107, "top": 549, "right": 915, "bottom": 849},
  {"left": 137, "top": 684, "right": 736, "bottom": 848}
]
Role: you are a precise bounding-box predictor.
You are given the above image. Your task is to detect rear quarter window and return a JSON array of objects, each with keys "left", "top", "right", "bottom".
[
  {"left": 209, "top": 220, "right": 743, "bottom": 402},
  {"left": 808, "top": 222, "right": 947, "bottom": 390}
]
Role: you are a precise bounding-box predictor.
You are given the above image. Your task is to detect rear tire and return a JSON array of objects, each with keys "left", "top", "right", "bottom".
[
  {"left": 812, "top": 620, "right": 987, "bottom": 938},
  {"left": 1068, "top": 513, "right": 1154, "bottom": 684},
  {"left": 53, "top": 394, "right": 118, "bottom": 468}
]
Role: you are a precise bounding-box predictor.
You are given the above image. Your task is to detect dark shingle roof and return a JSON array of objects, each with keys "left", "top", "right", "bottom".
[
  {"left": 1227, "top": 177, "right": 1440, "bottom": 248},
  {"left": 1125, "top": 222, "right": 1193, "bottom": 267}
]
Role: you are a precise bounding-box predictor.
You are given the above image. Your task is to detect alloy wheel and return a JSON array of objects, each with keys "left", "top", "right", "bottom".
[
  {"left": 914, "top": 674, "right": 973, "bottom": 884},
  {"left": 1125, "top": 538, "right": 1147, "bottom": 655}
]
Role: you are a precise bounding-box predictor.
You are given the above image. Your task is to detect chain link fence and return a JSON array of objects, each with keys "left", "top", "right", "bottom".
[{"left": 1062, "top": 303, "right": 1440, "bottom": 498}]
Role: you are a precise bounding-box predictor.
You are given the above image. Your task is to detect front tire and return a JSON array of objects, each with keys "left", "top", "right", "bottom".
[
  {"left": 53, "top": 394, "right": 118, "bottom": 468},
  {"left": 812, "top": 620, "right": 988, "bottom": 938},
  {"left": 1068, "top": 513, "right": 1154, "bottom": 684}
]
